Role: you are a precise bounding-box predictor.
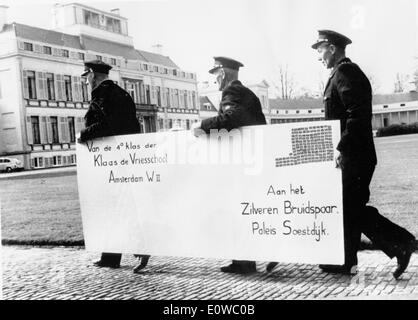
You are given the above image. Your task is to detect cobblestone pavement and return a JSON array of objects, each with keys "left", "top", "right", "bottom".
[{"left": 2, "top": 246, "right": 417, "bottom": 300}]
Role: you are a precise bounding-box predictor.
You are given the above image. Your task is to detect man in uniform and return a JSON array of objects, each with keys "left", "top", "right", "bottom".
[
  {"left": 309, "top": 30, "right": 415, "bottom": 278},
  {"left": 193, "top": 57, "right": 266, "bottom": 274},
  {"left": 78, "top": 60, "right": 150, "bottom": 271}
]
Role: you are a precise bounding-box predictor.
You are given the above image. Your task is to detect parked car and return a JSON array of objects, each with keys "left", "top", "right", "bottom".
[{"left": 0, "top": 157, "right": 24, "bottom": 173}]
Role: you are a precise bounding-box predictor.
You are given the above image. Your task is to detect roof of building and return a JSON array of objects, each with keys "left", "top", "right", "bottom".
[
  {"left": 269, "top": 98, "right": 323, "bottom": 110},
  {"left": 4, "top": 22, "right": 181, "bottom": 68},
  {"left": 12, "top": 23, "right": 83, "bottom": 49},
  {"left": 269, "top": 92, "right": 418, "bottom": 110},
  {"left": 137, "top": 50, "right": 179, "bottom": 69},
  {"left": 372, "top": 92, "right": 418, "bottom": 105},
  {"left": 199, "top": 96, "right": 218, "bottom": 112},
  {"left": 80, "top": 35, "right": 141, "bottom": 60}
]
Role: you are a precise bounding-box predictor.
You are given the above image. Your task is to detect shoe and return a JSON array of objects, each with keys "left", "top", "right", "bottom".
[
  {"left": 220, "top": 262, "right": 256, "bottom": 274},
  {"left": 319, "top": 264, "right": 357, "bottom": 275},
  {"left": 93, "top": 260, "right": 120, "bottom": 268},
  {"left": 266, "top": 262, "right": 278, "bottom": 272},
  {"left": 393, "top": 240, "right": 416, "bottom": 279}
]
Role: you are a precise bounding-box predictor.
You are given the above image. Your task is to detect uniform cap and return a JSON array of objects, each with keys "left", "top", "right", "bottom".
[
  {"left": 209, "top": 56, "right": 244, "bottom": 74},
  {"left": 81, "top": 60, "right": 112, "bottom": 76},
  {"left": 311, "top": 30, "right": 352, "bottom": 49}
]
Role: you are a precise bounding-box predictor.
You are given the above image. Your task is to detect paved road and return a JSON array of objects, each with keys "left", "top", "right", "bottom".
[{"left": 2, "top": 246, "right": 417, "bottom": 300}]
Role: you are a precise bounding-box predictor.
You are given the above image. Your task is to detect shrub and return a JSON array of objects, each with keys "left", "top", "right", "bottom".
[{"left": 376, "top": 122, "right": 418, "bottom": 137}]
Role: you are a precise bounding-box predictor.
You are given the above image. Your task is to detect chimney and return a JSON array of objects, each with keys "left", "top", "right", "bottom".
[
  {"left": 151, "top": 44, "right": 163, "bottom": 55},
  {"left": 0, "top": 5, "right": 8, "bottom": 31},
  {"left": 111, "top": 8, "right": 120, "bottom": 15}
]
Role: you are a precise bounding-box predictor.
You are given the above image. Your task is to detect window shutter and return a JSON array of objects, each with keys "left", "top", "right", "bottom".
[
  {"left": 139, "top": 83, "right": 145, "bottom": 104},
  {"left": 22, "top": 70, "right": 29, "bottom": 99},
  {"left": 64, "top": 117, "right": 70, "bottom": 143},
  {"left": 69, "top": 51, "right": 78, "bottom": 59},
  {"left": 75, "top": 117, "right": 85, "bottom": 134},
  {"left": 18, "top": 41, "right": 24, "bottom": 50},
  {"left": 54, "top": 74, "right": 62, "bottom": 101},
  {"left": 42, "top": 72, "right": 48, "bottom": 100},
  {"left": 36, "top": 72, "right": 45, "bottom": 100},
  {"left": 58, "top": 117, "right": 64, "bottom": 143},
  {"left": 40, "top": 116, "right": 48, "bottom": 144},
  {"left": 150, "top": 86, "right": 155, "bottom": 104},
  {"left": 60, "top": 75, "right": 66, "bottom": 101},
  {"left": 75, "top": 76, "right": 82, "bottom": 101},
  {"left": 46, "top": 117, "right": 53, "bottom": 143},
  {"left": 26, "top": 116, "right": 33, "bottom": 145},
  {"left": 71, "top": 76, "right": 78, "bottom": 102},
  {"left": 58, "top": 117, "right": 69, "bottom": 143}
]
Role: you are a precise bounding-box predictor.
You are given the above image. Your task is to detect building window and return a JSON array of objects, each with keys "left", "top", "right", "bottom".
[
  {"left": 164, "top": 68, "right": 168, "bottom": 74},
  {"left": 181, "top": 72, "right": 185, "bottom": 78},
  {"left": 53, "top": 155, "right": 62, "bottom": 166},
  {"left": 156, "top": 86, "right": 161, "bottom": 106},
  {"left": 173, "top": 69, "right": 177, "bottom": 76},
  {"left": 31, "top": 116, "right": 41, "bottom": 144},
  {"left": 46, "top": 73, "right": 55, "bottom": 100},
  {"left": 143, "top": 64, "right": 148, "bottom": 71},
  {"left": 70, "top": 155, "right": 77, "bottom": 164},
  {"left": 68, "top": 117, "right": 76, "bottom": 143},
  {"left": 153, "top": 66, "right": 158, "bottom": 72},
  {"left": 27, "top": 71, "right": 37, "bottom": 99},
  {"left": 110, "top": 58, "right": 116, "bottom": 65},
  {"left": 64, "top": 75, "right": 72, "bottom": 101},
  {"left": 159, "top": 118, "right": 164, "bottom": 130},
  {"left": 168, "top": 119, "right": 173, "bottom": 129},
  {"left": 186, "top": 119, "right": 190, "bottom": 130},
  {"left": 126, "top": 81, "right": 136, "bottom": 102},
  {"left": 24, "top": 42, "right": 33, "bottom": 51},
  {"left": 83, "top": 10, "right": 100, "bottom": 28},
  {"left": 43, "top": 46, "right": 52, "bottom": 55},
  {"left": 78, "top": 52, "right": 85, "bottom": 60},
  {"left": 50, "top": 117, "right": 59, "bottom": 143},
  {"left": 62, "top": 49, "right": 69, "bottom": 58},
  {"left": 81, "top": 78, "right": 89, "bottom": 102},
  {"left": 105, "top": 16, "right": 121, "bottom": 34},
  {"left": 296, "top": 110, "right": 300, "bottom": 114},
  {"left": 33, "top": 157, "right": 44, "bottom": 168},
  {"left": 96, "top": 55, "right": 102, "bottom": 61},
  {"left": 308, "top": 110, "right": 312, "bottom": 113}
]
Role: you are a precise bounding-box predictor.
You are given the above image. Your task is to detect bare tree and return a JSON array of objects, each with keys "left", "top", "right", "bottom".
[
  {"left": 366, "top": 74, "right": 380, "bottom": 94},
  {"left": 273, "top": 64, "right": 296, "bottom": 100},
  {"left": 394, "top": 73, "right": 410, "bottom": 93}
]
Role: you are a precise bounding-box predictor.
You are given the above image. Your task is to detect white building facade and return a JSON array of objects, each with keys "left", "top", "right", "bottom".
[{"left": 0, "top": 3, "right": 199, "bottom": 170}]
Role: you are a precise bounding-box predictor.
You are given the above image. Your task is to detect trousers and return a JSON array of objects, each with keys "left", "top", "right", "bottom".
[{"left": 341, "top": 158, "right": 415, "bottom": 265}]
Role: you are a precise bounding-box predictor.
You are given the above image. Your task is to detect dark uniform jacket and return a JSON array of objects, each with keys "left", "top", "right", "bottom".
[
  {"left": 79, "top": 80, "right": 141, "bottom": 142},
  {"left": 200, "top": 80, "right": 266, "bottom": 132},
  {"left": 324, "top": 58, "right": 377, "bottom": 165}
]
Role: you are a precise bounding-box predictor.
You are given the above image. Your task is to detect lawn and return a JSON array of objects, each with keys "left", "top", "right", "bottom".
[{"left": 1, "top": 134, "right": 417, "bottom": 245}]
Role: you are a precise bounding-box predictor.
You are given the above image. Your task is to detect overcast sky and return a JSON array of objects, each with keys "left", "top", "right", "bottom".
[{"left": 4, "top": 0, "right": 418, "bottom": 96}]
